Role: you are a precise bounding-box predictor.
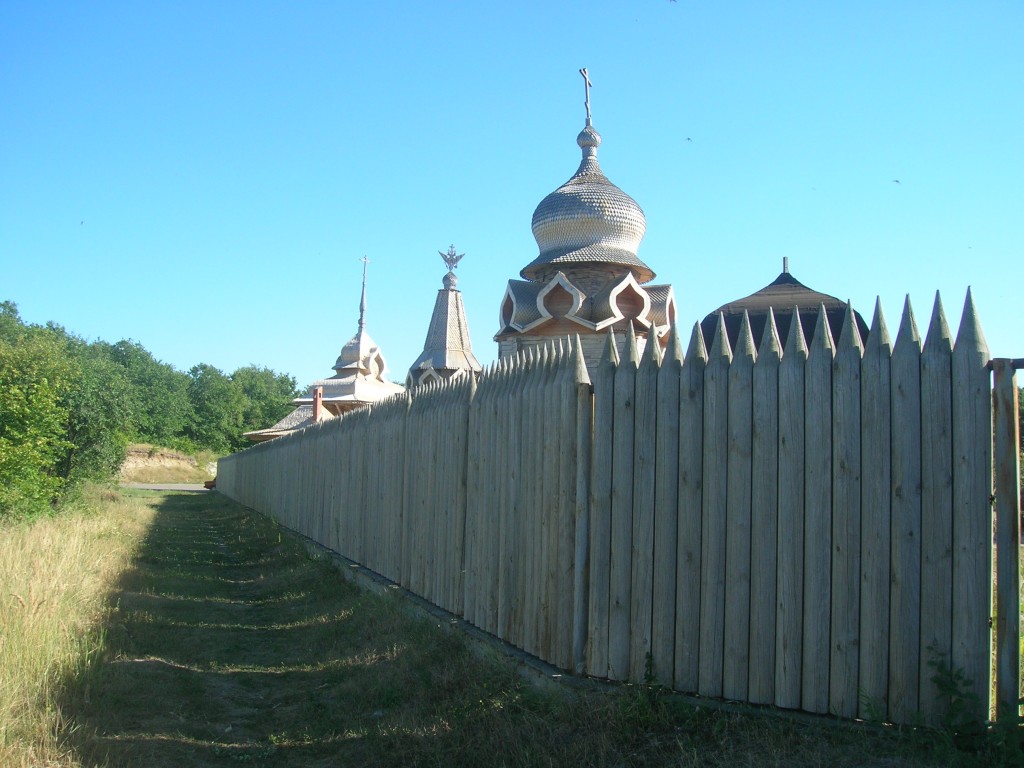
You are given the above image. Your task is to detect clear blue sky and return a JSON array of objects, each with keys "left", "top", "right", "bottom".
[{"left": 2, "top": 2, "right": 1021, "bottom": 390}]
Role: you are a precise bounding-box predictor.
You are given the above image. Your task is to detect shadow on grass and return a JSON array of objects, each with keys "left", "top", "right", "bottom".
[{"left": 56, "top": 490, "right": 509, "bottom": 768}]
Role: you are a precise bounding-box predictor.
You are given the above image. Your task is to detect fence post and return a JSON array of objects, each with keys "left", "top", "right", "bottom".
[
  {"left": 573, "top": 337, "right": 593, "bottom": 674},
  {"left": 992, "top": 358, "right": 1021, "bottom": 721}
]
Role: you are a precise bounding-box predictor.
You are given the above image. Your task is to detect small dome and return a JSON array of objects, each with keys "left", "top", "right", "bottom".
[{"left": 521, "top": 124, "right": 653, "bottom": 284}]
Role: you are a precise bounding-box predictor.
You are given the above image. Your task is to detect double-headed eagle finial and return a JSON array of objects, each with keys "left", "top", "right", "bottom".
[{"left": 440, "top": 244, "right": 464, "bottom": 272}]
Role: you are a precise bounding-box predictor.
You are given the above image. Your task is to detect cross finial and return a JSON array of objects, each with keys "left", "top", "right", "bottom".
[{"left": 579, "top": 68, "right": 592, "bottom": 126}]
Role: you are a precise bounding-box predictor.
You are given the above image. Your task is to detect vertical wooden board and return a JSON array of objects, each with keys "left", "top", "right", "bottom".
[
  {"left": 630, "top": 336, "right": 660, "bottom": 681},
  {"left": 587, "top": 333, "right": 618, "bottom": 677},
  {"left": 520, "top": 354, "right": 536, "bottom": 655},
  {"left": 499, "top": 366, "right": 518, "bottom": 641},
  {"left": 919, "top": 296, "right": 954, "bottom": 724},
  {"left": 609, "top": 330, "right": 639, "bottom": 680},
  {"left": 540, "top": 348, "right": 561, "bottom": 661},
  {"left": 512, "top": 360, "right": 528, "bottom": 643},
  {"left": 829, "top": 306, "right": 864, "bottom": 718},
  {"left": 525, "top": 352, "right": 544, "bottom": 654},
  {"left": 858, "top": 301, "right": 892, "bottom": 719},
  {"left": 653, "top": 326, "right": 683, "bottom": 686},
  {"left": 557, "top": 345, "right": 579, "bottom": 670},
  {"left": 802, "top": 306, "right": 834, "bottom": 714},
  {"left": 400, "top": 396, "right": 415, "bottom": 587},
  {"left": 556, "top": 343, "right": 576, "bottom": 669},
  {"left": 889, "top": 299, "right": 922, "bottom": 723},
  {"left": 724, "top": 313, "right": 756, "bottom": 701},
  {"left": 468, "top": 374, "right": 487, "bottom": 630},
  {"left": 774, "top": 313, "right": 806, "bottom": 708},
  {"left": 699, "top": 315, "right": 731, "bottom": 698},
  {"left": 573, "top": 338, "right": 594, "bottom": 674},
  {"left": 950, "top": 289, "right": 992, "bottom": 722},
  {"left": 749, "top": 311, "right": 781, "bottom": 704},
  {"left": 675, "top": 323, "right": 706, "bottom": 693}
]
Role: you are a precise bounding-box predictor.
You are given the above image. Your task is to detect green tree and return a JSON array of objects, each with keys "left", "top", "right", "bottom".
[
  {"left": 186, "top": 363, "right": 245, "bottom": 454},
  {"left": 55, "top": 335, "right": 134, "bottom": 484},
  {"left": 231, "top": 365, "right": 299, "bottom": 441},
  {"left": 105, "top": 340, "right": 192, "bottom": 447},
  {"left": 0, "top": 305, "right": 74, "bottom": 517}
]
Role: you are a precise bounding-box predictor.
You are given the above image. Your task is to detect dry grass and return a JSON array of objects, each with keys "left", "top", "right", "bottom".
[
  {"left": 2, "top": 488, "right": 1012, "bottom": 766},
  {"left": 0, "top": 486, "right": 155, "bottom": 767}
]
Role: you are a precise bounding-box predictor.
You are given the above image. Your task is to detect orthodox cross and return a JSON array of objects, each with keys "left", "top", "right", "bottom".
[
  {"left": 358, "top": 256, "right": 369, "bottom": 332},
  {"left": 439, "top": 244, "right": 464, "bottom": 272},
  {"left": 579, "top": 67, "right": 593, "bottom": 125}
]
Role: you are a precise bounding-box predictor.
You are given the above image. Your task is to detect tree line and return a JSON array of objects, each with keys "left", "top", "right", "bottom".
[{"left": 0, "top": 301, "right": 299, "bottom": 518}]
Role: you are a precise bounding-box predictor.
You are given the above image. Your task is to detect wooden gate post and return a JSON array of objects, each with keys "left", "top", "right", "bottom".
[{"left": 992, "top": 358, "right": 1022, "bottom": 721}]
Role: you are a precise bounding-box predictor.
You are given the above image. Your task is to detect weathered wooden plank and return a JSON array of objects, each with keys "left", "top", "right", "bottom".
[
  {"left": 829, "top": 304, "right": 864, "bottom": 718},
  {"left": 609, "top": 327, "right": 639, "bottom": 680},
  {"left": 588, "top": 332, "right": 618, "bottom": 677},
  {"left": 630, "top": 331, "right": 661, "bottom": 681},
  {"left": 463, "top": 374, "right": 483, "bottom": 626},
  {"left": 749, "top": 309, "right": 781, "bottom": 704},
  {"left": 572, "top": 337, "right": 594, "bottom": 674},
  {"left": 653, "top": 324, "right": 683, "bottom": 686},
  {"left": 992, "top": 358, "right": 1021, "bottom": 721},
  {"left": 674, "top": 322, "right": 706, "bottom": 693},
  {"left": 775, "top": 307, "right": 808, "bottom": 709},
  {"left": 724, "top": 311, "right": 756, "bottom": 701},
  {"left": 540, "top": 345, "right": 561, "bottom": 662},
  {"left": 452, "top": 379, "right": 471, "bottom": 616},
  {"left": 557, "top": 340, "right": 579, "bottom": 670},
  {"left": 802, "top": 305, "right": 833, "bottom": 714},
  {"left": 951, "top": 289, "right": 992, "bottom": 723},
  {"left": 858, "top": 299, "right": 892, "bottom": 719},
  {"left": 919, "top": 294, "right": 954, "bottom": 725},
  {"left": 889, "top": 297, "right": 922, "bottom": 723},
  {"left": 699, "top": 313, "right": 732, "bottom": 698},
  {"left": 496, "top": 360, "right": 516, "bottom": 640}
]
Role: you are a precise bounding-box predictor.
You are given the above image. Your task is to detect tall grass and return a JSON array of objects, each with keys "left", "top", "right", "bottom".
[{"left": 0, "top": 486, "right": 154, "bottom": 767}]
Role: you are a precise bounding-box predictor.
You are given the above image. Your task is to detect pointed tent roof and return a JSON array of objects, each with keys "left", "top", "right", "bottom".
[
  {"left": 408, "top": 246, "right": 482, "bottom": 384},
  {"left": 293, "top": 258, "right": 403, "bottom": 413},
  {"left": 700, "top": 263, "right": 869, "bottom": 350}
]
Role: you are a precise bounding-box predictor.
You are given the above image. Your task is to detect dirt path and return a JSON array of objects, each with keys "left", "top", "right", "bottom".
[{"left": 64, "top": 490, "right": 470, "bottom": 767}]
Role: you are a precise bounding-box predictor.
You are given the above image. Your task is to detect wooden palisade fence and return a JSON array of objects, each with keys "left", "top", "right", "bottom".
[{"left": 218, "top": 290, "right": 1021, "bottom": 727}]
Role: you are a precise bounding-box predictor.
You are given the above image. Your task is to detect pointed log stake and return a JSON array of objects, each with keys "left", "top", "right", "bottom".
[
  {"left": 630, "top": 322, "right": 661, "bottom": 681},
  {"left": 675, "top": 322, "right": 707, "bottom": 692},
  {"left": 700, "top": 312, "right": 732, "bottom": 697},
  {"left": 609, "top": 324, "right": 639, "bottom": 680},
  {"left": 951, "top": 288, "right": 992, "bottom": 723},
  {"left": 587, "top": 326, "right": 619, "bottom": 677},
  {"left": 652, "top": 321, "right": 682, "bottom": 685},
  {"left": 829, "top": 303, "right": 863, "bottom": 718},
  {"left": 802, "top": 304, "right": 833, "bottom": 714},
  {"left": 858, "top": 297, "right": 892, "bottom": 718},
  {"left": 889, "top": 296, "right": 923, "bottom": 723},
  {"left": 919, "top": 292, "right": 954, "bottom": 725},
  {"left": 572, "top": 335, "right": 593, "bottom": 673},
  {"left": 724, "top": 311, "right": 756, "bottom": 701},
  {"left": 749, "top": 308, "right": 781, "bottom": 704},
  {"left": 769, "top": 315, "right": 801, "bottom": 679}
]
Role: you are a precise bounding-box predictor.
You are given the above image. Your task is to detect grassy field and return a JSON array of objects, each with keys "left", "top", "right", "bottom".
[{"left": 0, "top": 487, "right": 1015, "bottom": 766}]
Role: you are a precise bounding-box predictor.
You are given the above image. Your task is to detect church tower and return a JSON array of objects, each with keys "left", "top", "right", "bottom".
[
  {"left": 495, "top": 69, "right": 675, "bottom": 370},
  {"left": 407, "top": 245, "right": 482, "bottom": 387}
]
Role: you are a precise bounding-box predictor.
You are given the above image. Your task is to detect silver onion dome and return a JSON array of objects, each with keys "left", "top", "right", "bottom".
[{"left": 521, "top": 122, "right": 653, "bottom": 284}]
